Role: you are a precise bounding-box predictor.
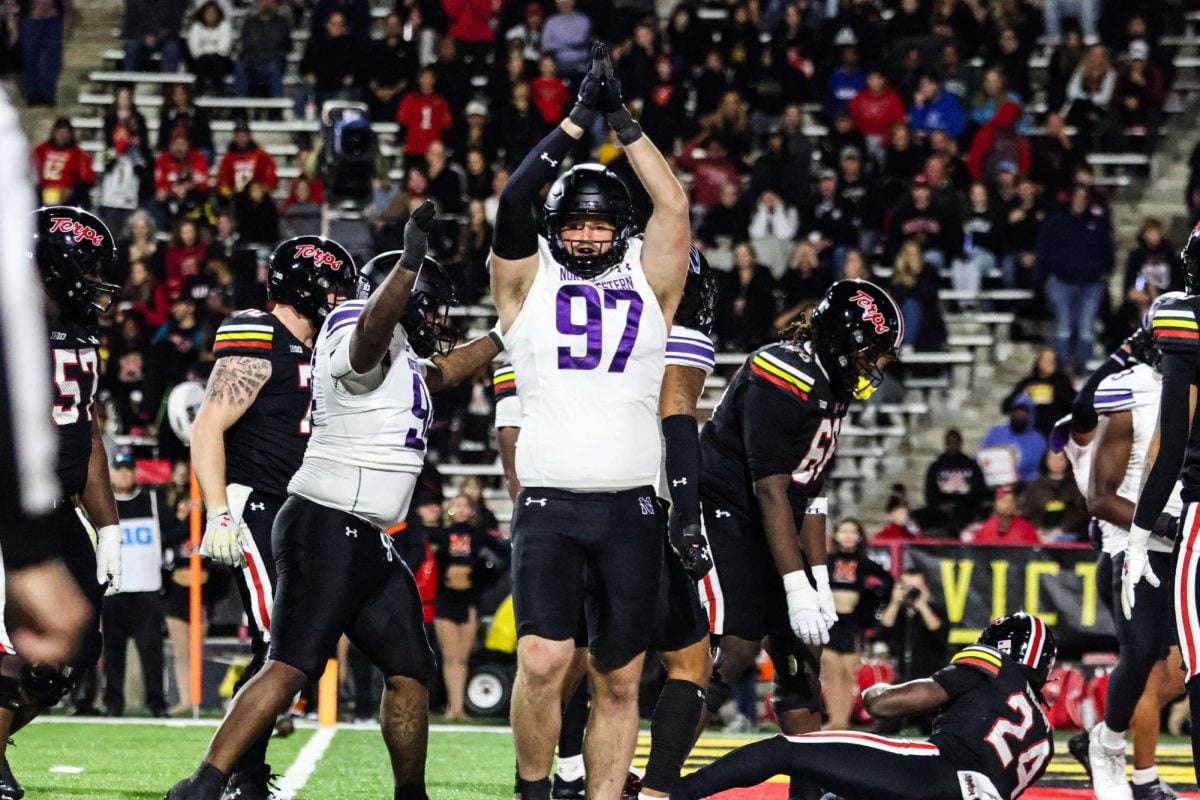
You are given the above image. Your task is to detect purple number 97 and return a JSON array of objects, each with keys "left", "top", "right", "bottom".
[
  {"left": 555, "top": 285, "right": 643, "bottom": 373},
  {"left": 405, "top": 361, "right": 432, "bottom": 450}
]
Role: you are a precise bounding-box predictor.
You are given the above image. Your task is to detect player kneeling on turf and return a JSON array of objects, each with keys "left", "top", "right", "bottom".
[{"left": 673, "top": 613, "right": 1056, "bottom": 800}]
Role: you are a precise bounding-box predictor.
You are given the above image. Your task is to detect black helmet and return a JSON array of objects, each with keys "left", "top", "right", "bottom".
[
  {"left": 267, "top": 236, "right": 362, "bottom": 326},
  {"left": 359, "top": 251, "right": 459, "bottom": 358},
  {"left": 810, "top": 279, "right": 903, "bottom": 400},
  {"left": 32, "top": 206, "right": 119, "bottom": 327},
  {"left": 1183, "top": 222, "right": 1200, "bottom": 295},
  {"left": 543, "top": 163, "right": 635, "bottom": 279},
  {"left": 675, "top": 244, "right": 718, "bottom": 336},
  {"left": 1137, "top": 290, "right": 1190, "bottom": 367},
  {"left": 978, "top": 612, "right": 1057, "bottom": 689}
]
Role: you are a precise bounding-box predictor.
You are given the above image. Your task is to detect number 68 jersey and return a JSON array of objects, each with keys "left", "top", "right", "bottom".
[
  {"left": 504, "top": 236, "right": 667, "bottom": 491},
  {"left": 700, "top": 340, "right": 847, "bottom": 522}
]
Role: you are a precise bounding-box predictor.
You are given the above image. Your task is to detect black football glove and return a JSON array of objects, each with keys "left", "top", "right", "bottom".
[
  {"left": 399, "top": 199, "right": 436, "bottom": 269},
  {"left": 568, "top": 42, "right": 608, "bottom": 128},
  {"left": 670, "top": 520, "right": 713, "bottom": 581},
  {"left": 1122, "top": 325, "right": 1155, "bottom": 365},
  {"left": 599, "top": 73, "right": 642, "bottom": 145}
]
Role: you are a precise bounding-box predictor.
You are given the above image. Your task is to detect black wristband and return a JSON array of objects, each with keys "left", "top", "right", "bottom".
[
  {"left": 568, "top": 103, "right": 597, "bottom": 130},
  {"left": 486, "top": 329, "right": 504, "bottom": 352},
  {"left": 607, "top": 108, "right": 643, "bottom": 146},
  {"left": 662, "top": 413, "right": 701, "bottom": 527}
]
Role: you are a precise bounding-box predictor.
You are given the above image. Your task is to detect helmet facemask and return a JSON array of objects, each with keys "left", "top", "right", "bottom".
[
  {"left": 402, "top": 291, "right": 459, "bottom": 358},
  {"left": 545, "top": 211, "right": 633, "bottom": 279}
]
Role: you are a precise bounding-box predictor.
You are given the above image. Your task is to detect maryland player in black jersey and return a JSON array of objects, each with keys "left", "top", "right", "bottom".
[
  {"left": 674, "top": 612, "right": 1056, "bottom": 800},
  {"left": 0, "top": 207, "right": 124, "bottom": 800},
  {"left": 1127, "top": 223, "right": 1200, "bottom": 781},
  {"left": 190, "top": 235, "right": 360, "bottom": 800},
  {"left": 696, "top": 279, "right": 902, "bottom": 797}
]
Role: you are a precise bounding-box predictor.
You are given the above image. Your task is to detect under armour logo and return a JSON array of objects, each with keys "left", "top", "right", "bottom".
[
  {"left": 715, "top": 509, "right": 731, "bottom": 519},
  {"left": 540, "top": 153, "right": 558, "bottom": 167},
  {"left": 672, "top": 477, "right": 687, "bottom": 487},
  {"left": 525, "top": 497, "right": 547, "bottom": 507},
  {"left": 345, "top": 526, "right": 358, "bottom": 538},
  {"left": 639, "top": 497, "right": 655, "bottom": 516},
  {"left": 250, "top": 502, "right": 265, "bottom": 511}
]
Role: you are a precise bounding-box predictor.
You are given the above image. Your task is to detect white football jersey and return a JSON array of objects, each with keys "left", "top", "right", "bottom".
[
  {"left": 288, "top": 299, "right": 429, "bottom": 529},
  {"left": 1093, "top": 363, "right": 1181, "bottom": 554},
  {"left": 504, "top": 236, "right": 667, "bottom": 491}
]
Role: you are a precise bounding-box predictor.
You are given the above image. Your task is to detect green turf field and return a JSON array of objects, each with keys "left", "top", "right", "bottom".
[{"left": 9, "top": 719, "right": 1200, "bottom": 799}]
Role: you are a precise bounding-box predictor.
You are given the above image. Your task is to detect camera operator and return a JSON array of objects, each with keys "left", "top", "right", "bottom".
[{"left": 876, "top": 567, "right": 948, "bottom": 733}]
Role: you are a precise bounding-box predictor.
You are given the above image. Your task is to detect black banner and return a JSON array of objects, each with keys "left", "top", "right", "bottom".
[{"left": 869, "top": 543, "right": 1116, "bottom": 658}]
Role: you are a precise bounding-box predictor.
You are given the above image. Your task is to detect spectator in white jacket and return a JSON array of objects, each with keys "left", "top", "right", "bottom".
[
  {"left": 748, "top": 189, "right": 799, "bottom": 277},
  {"left": 187, "top": 1, "right": 233, "bottom": 96}
]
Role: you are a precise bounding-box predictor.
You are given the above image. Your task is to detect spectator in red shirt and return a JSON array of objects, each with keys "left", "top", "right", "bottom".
[
  {"left": 848, "top": 68, "right": 906, "bottom": 151},
  {"left": 396, "top": 67, "right": 453, "bottom": 159},
  {"left": 215, "top": 121, "right": 278, "bottom": 196},
  {"left": 164, "top": 220, "right": 207, "bottom": 301},
  {"left": 872, "top": 495, "right": 924, "bottom": 542},
  {"left": 33, "top": 117, "right": 95, "bottom": 206},
  {"left": 677, "top": 133, "right": 741, "bottom": 210},
  {"left": 966, "top": 101, "right": 1031, "bottom": 186},
  {"left": 154, "top": 130, "right": 210, "bottom": 200},
  {"left": 443, "top": 0, "right": 501, "bottom": 73},
  {"left": 965, "top": 486, "right": 1041, "bottom": 545},
  {"left": 530, "top": 54, "right": 569, "bottom": 125}
]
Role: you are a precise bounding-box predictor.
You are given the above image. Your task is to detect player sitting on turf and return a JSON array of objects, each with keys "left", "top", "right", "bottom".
[{"left": 673, "top": 612, "right": 1056, "bottom": 800}]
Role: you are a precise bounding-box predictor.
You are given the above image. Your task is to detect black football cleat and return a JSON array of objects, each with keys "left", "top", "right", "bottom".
[
  {"left": 1067, "top": 729, "right": 1092, "bottom": 779},
  {"left": 552, "top": 772, "right": 585, "bottom": 799},
  {"left": 0, "top": 756, "right": 23, "bottom": 800},
  {"left": 221, "top": 764, "right": 278, "bottom": 800},
  {"left": 164, "top": 776, "right": 222, "bottom": 800},
  {"left": 619, "top": 767, "right": 642, "bottom": 800},
  {"left": 1133, "top": 780, "right": 1168, "bottom": 800}
]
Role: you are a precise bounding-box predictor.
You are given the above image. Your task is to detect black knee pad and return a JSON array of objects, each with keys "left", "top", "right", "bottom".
[
  {"left": 772, "top": 671, "right": 825, "bottom": 716},
  {"left": 0, "top": 675, "right": 20, "bottom": 712},
  {"left": 20, "top": 664, "right": 76, "bottom": 709},
  {"left": 704, "top": 670, "right": 732, "bottom": 714}
]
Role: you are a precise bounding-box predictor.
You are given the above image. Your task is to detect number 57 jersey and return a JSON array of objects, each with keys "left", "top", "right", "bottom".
[
  {"left": 504, "top": 236, "right": 667, "bottom": 491},
  {"left": 701, "top": 340, "right": 848, "bottom": 521}
]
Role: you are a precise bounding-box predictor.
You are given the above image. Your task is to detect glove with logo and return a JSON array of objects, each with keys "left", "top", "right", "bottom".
[
  {"left": 783, "top": 570, "right": 829, "bottom": 645},
  {"left": 399, "top": 199, "right": 437, "bottom": 270},
  {"left": 95, "top": 524, "right": 123, "bottom": 596},
  {"left": 669, "top": 520, "right": 713, "bottom": 580},
  {"left": 568, "top": 41, "right": 608, "bottom": 129},
  {"left": 200, "top": 507, "right": 247, "bottom": 568}
]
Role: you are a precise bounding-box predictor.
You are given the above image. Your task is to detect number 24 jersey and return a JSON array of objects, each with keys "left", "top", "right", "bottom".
[{"left": 700, "top": 340, "right": 846, "bottom": 521}]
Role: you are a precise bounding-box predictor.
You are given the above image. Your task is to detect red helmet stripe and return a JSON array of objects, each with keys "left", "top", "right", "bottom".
[{"left": 1023, "top": 615, "right": 1045, "bottom": 668}]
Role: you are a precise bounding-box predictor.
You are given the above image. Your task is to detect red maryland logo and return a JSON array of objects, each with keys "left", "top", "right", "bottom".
[
  {"left": 849, "top": 289, "right": 890, "bottom": 334},
  {"left": 49, "top": 216, "right": 105, "bottom": 247},
  {"left": 294, "top": 244, "right": 343, "bottom": 271}
]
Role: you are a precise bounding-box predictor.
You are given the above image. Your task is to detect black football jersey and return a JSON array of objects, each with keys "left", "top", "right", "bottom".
[
  {"left": 213, "top": 310, "right": 313, "bottom": 499},
  {"left": 930, "top": 645, "right": 1053, "bottom": 800},
  {"left": 675, "top": 247, "right": 717, "bottom": 336},
  {"left": 48, "top": 315, "right": 100, "bottom": 497},
  {"left": 1149, "top": 295, "right": 1200, "bottom": 500},
  {"left": 700, "top": 340, "right": 847, "bottom": 520}
]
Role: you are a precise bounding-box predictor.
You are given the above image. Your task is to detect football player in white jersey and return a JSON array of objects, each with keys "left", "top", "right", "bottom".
[
  {"left": 1059, "top": 296, "right": 1187, "bottom": 800},
  {"left": 491, "top": 44, "right": 690, "bottom": 800},
  {"left": 166, "top": 202, "right": 504, "bottom": 800}
]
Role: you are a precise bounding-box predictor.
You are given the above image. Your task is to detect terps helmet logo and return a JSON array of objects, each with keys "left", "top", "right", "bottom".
[
  {"left": 294, "top": 244, "right": 343, "bottom": 271},
  {"left": 49, "top": 216, "right": 105, "bottom": 247},
  {"left": 849, "top": 289, "right": 890, "bottom": 334}
]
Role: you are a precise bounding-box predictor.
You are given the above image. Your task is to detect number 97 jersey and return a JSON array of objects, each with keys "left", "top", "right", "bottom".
[{"left": 504, "top": 236, "right": 667, "bottom": 491}]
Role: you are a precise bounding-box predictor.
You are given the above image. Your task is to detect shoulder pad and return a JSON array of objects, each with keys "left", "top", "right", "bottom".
[
  {"left": 1151, "top": 297, "right": 1200, "bottom": 353},
  {"left": 748, "top": 343, "right": 824, "bottom": 402},
  {"left": 324, "top": 300, "right": 367, "bottom": 338},
  {"left": 1093, "top": 366, "right": 1147, "bottom": 413},
  {"left": 493, "top": 363, "right": 517, "bottom": 401},
  {"left": 214, "top": 311, "right": 277, "bottom": 356},
  {"left": 950, "top": 644, "right": 1004, "bottom": 678}
]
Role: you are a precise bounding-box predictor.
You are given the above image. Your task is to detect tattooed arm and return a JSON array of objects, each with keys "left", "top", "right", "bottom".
[{"left": 191, "top": 356, "right": 272, "bottom": 511}]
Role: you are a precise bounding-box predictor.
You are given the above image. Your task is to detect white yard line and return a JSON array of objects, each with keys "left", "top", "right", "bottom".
[
  {"left": 31, "top": 716, "right": 517, "bottom": 735},
  {"left": 275, "top": 726, "right": 336, "bottom": 800}
]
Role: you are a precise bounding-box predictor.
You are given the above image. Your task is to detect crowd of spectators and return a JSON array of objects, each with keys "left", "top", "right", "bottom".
[{"left": 19, "top": 0, "right": 1193, "bottom": 508}]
